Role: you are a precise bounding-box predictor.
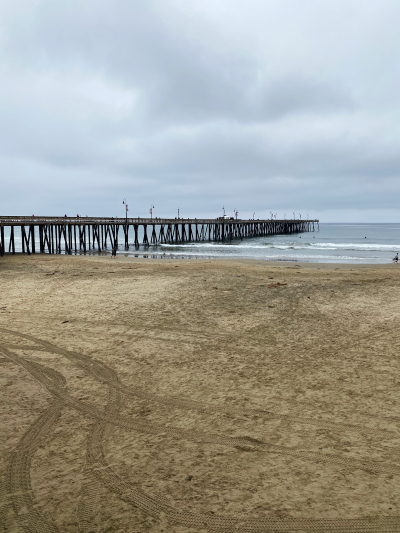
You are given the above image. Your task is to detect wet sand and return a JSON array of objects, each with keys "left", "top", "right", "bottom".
[{"left": 1, "top": 254, "right": 400, "bottom": 532}]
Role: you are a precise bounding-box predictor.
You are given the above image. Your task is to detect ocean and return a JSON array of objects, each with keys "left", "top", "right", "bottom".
[
  {"left": 128, "top": 223, "right": 400, "bottom": 264},
  {"left": 2, "top": 223, "right": 400, "bottom": 264}
]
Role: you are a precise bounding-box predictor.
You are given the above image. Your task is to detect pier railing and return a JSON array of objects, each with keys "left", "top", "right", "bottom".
[{"left": 0, "top": 217, "right": 319, "bottom": 255}]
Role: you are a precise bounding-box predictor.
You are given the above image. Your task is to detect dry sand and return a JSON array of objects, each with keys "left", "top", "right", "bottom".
[{"left": 1, "top": 254, "right": 400, "bottom": 532}]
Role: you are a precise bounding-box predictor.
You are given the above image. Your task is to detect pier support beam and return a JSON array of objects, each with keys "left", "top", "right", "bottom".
[{"left": 0, "top": 225, "right": 4, "bottom": 257}]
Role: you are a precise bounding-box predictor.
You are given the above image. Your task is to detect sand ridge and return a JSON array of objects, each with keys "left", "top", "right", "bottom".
[{"left": 1, "top": 255, "right": 400, "bottom": 532}]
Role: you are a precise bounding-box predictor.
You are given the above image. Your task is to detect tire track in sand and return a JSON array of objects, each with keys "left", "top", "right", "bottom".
[
  {"left": 81, "top": 338, "right": 400, "bottom": 532},
  {"left": 77, "top": 481, "right": 100, "bottom": 533},
  {"left": 3, "top": 361, "right": 65, "bottom": 533},
  {"left": 2, "top": 346, "right": 398, "bottom": 477},
  {"left": 0, "top": 328, "right": 396, "bottom": 441},
  {"left": 2, "top": 330, "right": 400, "bottom": 531},
  {"left": 86, "top": 388, "right": 400, "bottom": 531}
]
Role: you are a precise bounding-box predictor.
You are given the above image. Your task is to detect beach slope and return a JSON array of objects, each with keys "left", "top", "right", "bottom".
[{"left": 1, "top": 255, "right": 400, "bottom": 532}]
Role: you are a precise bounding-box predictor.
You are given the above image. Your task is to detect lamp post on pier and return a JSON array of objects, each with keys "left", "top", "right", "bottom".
[
  {"left": 122, "top": 198, "right": 129, "bottom": 248},
  {"left": 150, "top": 204, "right": 154, "bottom": 220},
  {"left": 123, "top": 198, "right": 129, "bottom": 221}
]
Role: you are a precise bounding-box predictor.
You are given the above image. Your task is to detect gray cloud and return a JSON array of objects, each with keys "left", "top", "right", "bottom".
[{"left": 1, "top": 0, "right": 400, "bottom": 220}]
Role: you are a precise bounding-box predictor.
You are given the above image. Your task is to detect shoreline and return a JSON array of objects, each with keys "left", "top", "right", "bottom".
[
  {"left": 2, "top": 250, "right": 399, "bottom": 269},
  {"left": 0, "top": 252, "right": 400, "bottom": 271}
]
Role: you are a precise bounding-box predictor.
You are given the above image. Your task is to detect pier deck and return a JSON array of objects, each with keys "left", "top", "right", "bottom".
[{"left": 0, "top": 216, "right": 319, "bottom": 255}]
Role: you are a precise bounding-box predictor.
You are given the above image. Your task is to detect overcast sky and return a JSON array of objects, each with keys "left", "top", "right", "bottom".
[{"left": 1, "top": 0, "right": 400, "bottom": 221}]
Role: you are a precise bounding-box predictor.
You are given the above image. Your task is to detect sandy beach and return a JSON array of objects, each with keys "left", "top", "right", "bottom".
[{"left": 1, "top": 254, "right": 400, "bottom": 532}]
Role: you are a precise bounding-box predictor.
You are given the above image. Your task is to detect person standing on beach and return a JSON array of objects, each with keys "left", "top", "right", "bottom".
[
  {"left": 111, "top": 245, "right": 117, "bottom": 258},
  {"left": 394, "top": 253, "right": 398, "bottom": 263}
]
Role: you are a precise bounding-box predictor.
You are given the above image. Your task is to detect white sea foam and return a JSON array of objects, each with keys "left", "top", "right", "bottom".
[
  {"left": 309, "top": 243, "right": 400, "bottom": 251},
  {"left": 159, "top": 242, "right": 399, "bottom": 252}
]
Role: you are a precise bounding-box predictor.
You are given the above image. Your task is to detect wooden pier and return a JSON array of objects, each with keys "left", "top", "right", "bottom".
[{"left": 0, "top": 216, "right": 319, "bottom": 255}]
